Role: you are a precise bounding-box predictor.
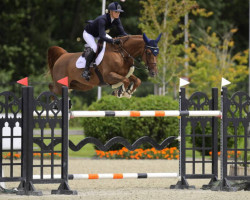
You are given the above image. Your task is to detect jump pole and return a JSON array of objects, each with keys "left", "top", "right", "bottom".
[
  {"left": 69, "top": 110, "right": 221, "bottom": 118},
  {"left": 33, "top": 172, "right": 178, "bottom": 180},
  {"left": 0, "top": 110, "right": 222, "bottom": 118}
]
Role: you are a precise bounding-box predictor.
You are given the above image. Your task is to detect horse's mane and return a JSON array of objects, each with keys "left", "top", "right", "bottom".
[{"left": 116, "top": 35, "right": 142, "bottom": 42}]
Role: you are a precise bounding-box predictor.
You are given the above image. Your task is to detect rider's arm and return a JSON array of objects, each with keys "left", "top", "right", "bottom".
[
  {"left": 98, "top": 19, "right": 114, "bottom": 43},
  {"left": 114, "top": 18, "right": 127, "bottom": 36}
]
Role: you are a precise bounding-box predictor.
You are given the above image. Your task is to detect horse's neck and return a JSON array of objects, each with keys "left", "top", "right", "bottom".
[{"left": 123, "top": 37, "right": 144, "bottom": 57}]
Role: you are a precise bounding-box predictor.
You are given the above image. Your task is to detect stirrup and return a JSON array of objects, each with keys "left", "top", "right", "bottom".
[{"left": 82, "top": 71, "right": 90, "bottom": 81}]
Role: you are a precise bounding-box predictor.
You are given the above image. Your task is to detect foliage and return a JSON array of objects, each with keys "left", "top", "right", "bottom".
[
  {"left": 186, "top": 28, "right": 249, "bottom": 95},
  {"left": 120, "top": 95, "right": 179, "bottom": 146},
  {"left": 96, "top": 147, "right": 179, "bottom": 160},
  {"left": 192, "top": 0, "right": 248, "bottom": 53},
  {"left": 0, "top": 0, "right": 141, "bottom": 89},
  {"left": 139, "top": 0, "right": 197, "bottom": 96},
  {"left": 83, "top": 95, "right": 179, "bottom": 150},
  {"left": 0, "top": 0, "right": 248, "bottom": 107},
  {"left": 82, "top": 96, "right": 131, "bottom": 147}
]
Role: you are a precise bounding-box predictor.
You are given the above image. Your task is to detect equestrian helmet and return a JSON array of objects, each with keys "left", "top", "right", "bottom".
[{"left": 108, "top": 2, "right": 124, "bottom": 12}]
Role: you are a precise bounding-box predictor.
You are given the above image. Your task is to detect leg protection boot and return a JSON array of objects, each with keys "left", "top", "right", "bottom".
[{"left": 82, "top": 50, "right": 96, "bottom": 81}]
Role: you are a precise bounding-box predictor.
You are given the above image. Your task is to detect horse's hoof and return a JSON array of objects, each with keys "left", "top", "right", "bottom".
[
  {"left": 112, "top": 90, "right": 119, "bottom": 97},
  {"left": 122, "top": 92, "right": 131, "bottom": 99}
]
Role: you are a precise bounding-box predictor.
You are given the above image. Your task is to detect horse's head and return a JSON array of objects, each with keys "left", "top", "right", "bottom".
[{"left": 142, "top": 33, "right": 162, "bottom": 77}]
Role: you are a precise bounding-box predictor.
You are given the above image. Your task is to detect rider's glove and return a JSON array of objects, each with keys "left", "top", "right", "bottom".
[{"left": 113, "top": 39, "right": 121, "bottom": 45}]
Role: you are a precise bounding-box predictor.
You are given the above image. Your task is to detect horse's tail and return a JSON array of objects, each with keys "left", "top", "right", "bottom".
[{"left": 47, "top": 46, "right": 67, "bottom": 79}]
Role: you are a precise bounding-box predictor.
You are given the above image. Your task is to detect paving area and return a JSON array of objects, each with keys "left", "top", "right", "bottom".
[{"left": 1, "top": 159, "right": 250, "bottom": 199}]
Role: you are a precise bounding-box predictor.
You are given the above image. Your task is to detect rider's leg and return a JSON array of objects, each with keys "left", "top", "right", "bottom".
[
  {"left": 82, "top": 49, "right": 95, "bottom": 80},
  {"left": 82, "top": 30, "right": 97, "bottom": 80},
  {"left": 83, "top": 30, "right": 98, "bottom": 52}
]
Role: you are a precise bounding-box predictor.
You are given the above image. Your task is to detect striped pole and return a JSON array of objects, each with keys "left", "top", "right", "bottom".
[
  {"left": 0, "top": 110, "right": 222, "bottom": 118},
  {"left": 33, "top": 173, "right": 178, "bottom": 180},
  {"left": 70, "top": 110, "right": 222, "bottom": 118}
]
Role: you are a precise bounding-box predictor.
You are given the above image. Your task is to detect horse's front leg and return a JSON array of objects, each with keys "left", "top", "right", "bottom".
[
  {"left": 104, "top": 72, "right": 130, "bottom": 97},
  {"left": 127, "top": 75, "right": 141, "bottom": 95}
]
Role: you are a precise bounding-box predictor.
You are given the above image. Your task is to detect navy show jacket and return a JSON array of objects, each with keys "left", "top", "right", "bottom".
[{"left": 84, "top": 13, "right": 127, "bottom": 43}]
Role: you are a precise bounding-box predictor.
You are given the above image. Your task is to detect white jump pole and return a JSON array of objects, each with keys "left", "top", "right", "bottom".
[
  {"left": 33, "top": 172, "right": 178, "bottom": 180},
  {"left": 0, "top": 110, "right": 222, "bottom": 119},
  {"left": 70, "top": 110, "right": 222, "bottom": 118}
]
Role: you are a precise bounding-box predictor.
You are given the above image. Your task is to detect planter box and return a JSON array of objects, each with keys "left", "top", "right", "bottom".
[{"left": 229, "top": 165, "right": 250, "bottom": 176}]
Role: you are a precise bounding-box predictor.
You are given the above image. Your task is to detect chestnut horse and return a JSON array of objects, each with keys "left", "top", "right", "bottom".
[{"left": 47, "top": 33, "right": 161, "bottom": 97}]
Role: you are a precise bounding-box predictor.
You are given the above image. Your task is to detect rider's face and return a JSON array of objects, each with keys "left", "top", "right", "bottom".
[{"left": 110, "top": 11, "right": 120, "bottom": 19}]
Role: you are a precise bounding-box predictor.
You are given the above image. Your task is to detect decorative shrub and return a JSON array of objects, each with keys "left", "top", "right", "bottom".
[{"left": 83, "top": 95, "right": 179, "bottom": 150}]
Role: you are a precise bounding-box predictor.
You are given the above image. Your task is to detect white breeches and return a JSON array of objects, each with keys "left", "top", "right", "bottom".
[{"left": 83, "top": 30, "right": 97, "bottom": 53}]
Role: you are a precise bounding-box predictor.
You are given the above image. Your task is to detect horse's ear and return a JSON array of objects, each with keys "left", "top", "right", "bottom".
[
  {"left": 143, "top": 33, "right": 150, "bottom": 44},
  {"left": 155, "top": 33, "right": 162, "bottom": 43}
]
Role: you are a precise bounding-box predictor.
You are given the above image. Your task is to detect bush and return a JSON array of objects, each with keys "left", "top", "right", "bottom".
[{"left": 83, "top": 95, "right": 179, "bottom": 150}]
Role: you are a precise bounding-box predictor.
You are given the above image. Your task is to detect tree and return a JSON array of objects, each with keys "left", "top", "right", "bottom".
[
  {"left": 186, "top": 27, "right": 248, "bottom": 95},
  {"left": 139, "top": 0, "right": 197, "bottom": 96},
  {"left": 0, "top": 0, "right": 102, "bottom": 87},
  {"left": 192, "top": 0, "right": 248, "bottom": 53}
]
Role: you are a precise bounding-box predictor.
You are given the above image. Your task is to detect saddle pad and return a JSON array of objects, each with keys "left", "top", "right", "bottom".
[{"left": 76, "top": 34, "right": 111, "bottom": 69}]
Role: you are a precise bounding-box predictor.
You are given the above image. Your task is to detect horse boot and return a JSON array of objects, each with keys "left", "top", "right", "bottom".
[{"left": 82, "top": 49, "right": 96, "bottom": 81}]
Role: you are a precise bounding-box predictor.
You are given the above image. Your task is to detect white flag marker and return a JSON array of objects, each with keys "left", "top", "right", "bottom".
[
  {"left": 179, "top": 78, "right": 190, "bottom": 91},
  {"left": 221, "top": 78, "right": 231, "bottom": 88}
]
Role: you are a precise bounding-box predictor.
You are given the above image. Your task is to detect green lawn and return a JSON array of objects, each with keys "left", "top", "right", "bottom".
[
  {"left": 185, "top": 141, "right": 211, "bottom": 159},
  {"left": 33, "top": 134, "right": 96, "bottom": 158},
  {"left": 68, "top": 135, "right": 96, "bottom": 157}
]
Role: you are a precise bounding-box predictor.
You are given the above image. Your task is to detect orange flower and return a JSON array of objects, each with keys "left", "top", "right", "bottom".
[{"left": 14, "top": 154, "right": 21, "bottom": 158}]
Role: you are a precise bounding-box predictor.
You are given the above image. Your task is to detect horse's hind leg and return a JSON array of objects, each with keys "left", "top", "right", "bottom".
[{"left": 49, "top": 81, "right": 63, "bottom": 95}]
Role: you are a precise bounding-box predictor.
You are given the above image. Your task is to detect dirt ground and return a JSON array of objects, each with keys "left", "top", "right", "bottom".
[{"left": 1, "top": 159, "right": 250, "bottom": 200}]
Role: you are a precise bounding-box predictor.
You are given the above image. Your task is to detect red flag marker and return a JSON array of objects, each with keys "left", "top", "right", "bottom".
[
  {"left": 17, "top": 77, "right": 28, "bottom": 86},
  {"left": 57, "top": 76, "right": 68, "bottom": 87}
]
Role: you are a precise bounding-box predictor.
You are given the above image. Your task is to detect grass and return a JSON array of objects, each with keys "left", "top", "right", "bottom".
[
  {"left": 185, "top": 141, "right": 212, "bottom": 159},
  {"left": 68, "top": 135, "right": 96, "bottom": 157},
  {"left": 33, "top": 134, "right": 96, "bottom": 158}
]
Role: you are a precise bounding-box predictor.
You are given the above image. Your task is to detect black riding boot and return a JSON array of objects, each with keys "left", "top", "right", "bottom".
[{"left": 82, "top": 50, "right": 96, "bottom": 81}]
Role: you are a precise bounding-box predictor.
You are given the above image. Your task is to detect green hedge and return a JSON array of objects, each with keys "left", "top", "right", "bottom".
[{"left": 82, "top": 95, "right": 179, "bottom": 150}]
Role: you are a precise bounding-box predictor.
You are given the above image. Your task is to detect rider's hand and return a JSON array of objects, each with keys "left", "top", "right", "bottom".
[{"left": 113, "top": 39, "right": 121, "bottom": 45}]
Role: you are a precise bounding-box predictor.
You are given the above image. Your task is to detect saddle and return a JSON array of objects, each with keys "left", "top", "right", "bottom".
[{"left": 81, "top": 41, "right": 106, "bottom": 86}]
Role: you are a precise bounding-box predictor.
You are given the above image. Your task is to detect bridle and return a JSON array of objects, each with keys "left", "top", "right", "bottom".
[
  {"left": 114, "top": 40, "right": 158, "bottom": 72},
  {"left": 144, "top": 45, "right": 159, "bottom": 68}
]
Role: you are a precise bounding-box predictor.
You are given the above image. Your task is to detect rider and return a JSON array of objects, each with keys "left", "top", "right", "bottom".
[{"left": 82, "top": 2, "right": 128, "bottom": 81}]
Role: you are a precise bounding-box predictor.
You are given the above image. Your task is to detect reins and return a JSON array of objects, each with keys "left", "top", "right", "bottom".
[
  {"left": 116, "top": 45, "right": 148, "bottom": 71},
  {"left": 112, "top": 36, "right": 149, "bottom": 72}
]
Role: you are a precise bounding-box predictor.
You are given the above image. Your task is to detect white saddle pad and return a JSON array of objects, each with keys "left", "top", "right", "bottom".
[{"left": 76, "top": 34, "right": 112, "bottom": 69}]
